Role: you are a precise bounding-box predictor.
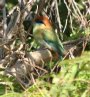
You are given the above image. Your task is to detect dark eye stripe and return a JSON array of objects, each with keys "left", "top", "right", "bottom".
[{"left": 35, "top": 20, "right": 44, "bottom": 24}]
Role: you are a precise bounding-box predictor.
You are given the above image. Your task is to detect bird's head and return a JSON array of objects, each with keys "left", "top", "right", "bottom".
[{"left": 33, "top": 16, "right": 52, "bottom": 28}]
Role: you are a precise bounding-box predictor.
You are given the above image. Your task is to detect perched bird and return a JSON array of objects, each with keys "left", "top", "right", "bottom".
[{"left": 33, "top": 16, "right": 65, "bottom": 59}]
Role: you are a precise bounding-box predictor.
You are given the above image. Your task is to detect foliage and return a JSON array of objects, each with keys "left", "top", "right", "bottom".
[
  {"left": 0, "top": 52, "right": 90, "bottom": 97},
  {"left": 0, "top": 0, "right": 90, "bottom": 97}
]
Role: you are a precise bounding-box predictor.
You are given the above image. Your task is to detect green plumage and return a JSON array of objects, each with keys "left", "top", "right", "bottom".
[{"left": 33, "top": 21, "right": 65, "bottom": 59}]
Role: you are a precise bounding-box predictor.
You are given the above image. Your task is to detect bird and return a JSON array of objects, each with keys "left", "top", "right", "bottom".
[{"left": 33, "top": 16, "right": 65, "bottom": 59}]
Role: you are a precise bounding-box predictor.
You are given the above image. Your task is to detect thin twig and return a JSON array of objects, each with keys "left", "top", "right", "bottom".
[{"left": 2, "top": 0, "right": 7, "bottom": 39}]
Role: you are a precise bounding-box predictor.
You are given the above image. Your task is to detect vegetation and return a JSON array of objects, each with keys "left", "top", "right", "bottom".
[{"left": 0, "top": 0, "right": 90, "bottom": 97}]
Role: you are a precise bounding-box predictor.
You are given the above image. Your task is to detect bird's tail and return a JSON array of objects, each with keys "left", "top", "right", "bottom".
[
  {"left": 51, "top": 41, "right": 65, "bottom": 60},
  {"left": 57, "top": 41, "right": 65, "bottom": 59}
]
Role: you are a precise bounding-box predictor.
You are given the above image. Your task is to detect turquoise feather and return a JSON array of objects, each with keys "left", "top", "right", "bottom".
[{"left": 33, "top": 17, "right": 65, "bottom": 59}]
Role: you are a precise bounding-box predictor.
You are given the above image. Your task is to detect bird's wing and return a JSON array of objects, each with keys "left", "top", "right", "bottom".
[{"left": 42, "top": 28, "right": 64, "bottom": 55}]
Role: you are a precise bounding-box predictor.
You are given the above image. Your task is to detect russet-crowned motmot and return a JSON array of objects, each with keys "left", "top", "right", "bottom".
[{"left": 33, "top": 16, "right": 65, "bottom": 59}]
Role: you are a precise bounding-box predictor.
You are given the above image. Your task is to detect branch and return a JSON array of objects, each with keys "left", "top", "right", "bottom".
[
  {"left": 0, "top": 35, "right": 89, "bottom": 87},
  {"left": 2, "top": 0, "right": 7, "bottom": 38},
  {"left": 3, "top": 49, "right": 53, "bottom": 87}
]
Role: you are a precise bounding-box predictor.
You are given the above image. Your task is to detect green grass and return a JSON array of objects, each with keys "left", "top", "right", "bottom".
[{"left": 0, "top": 51, "right": 90, "bottom": 97}]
